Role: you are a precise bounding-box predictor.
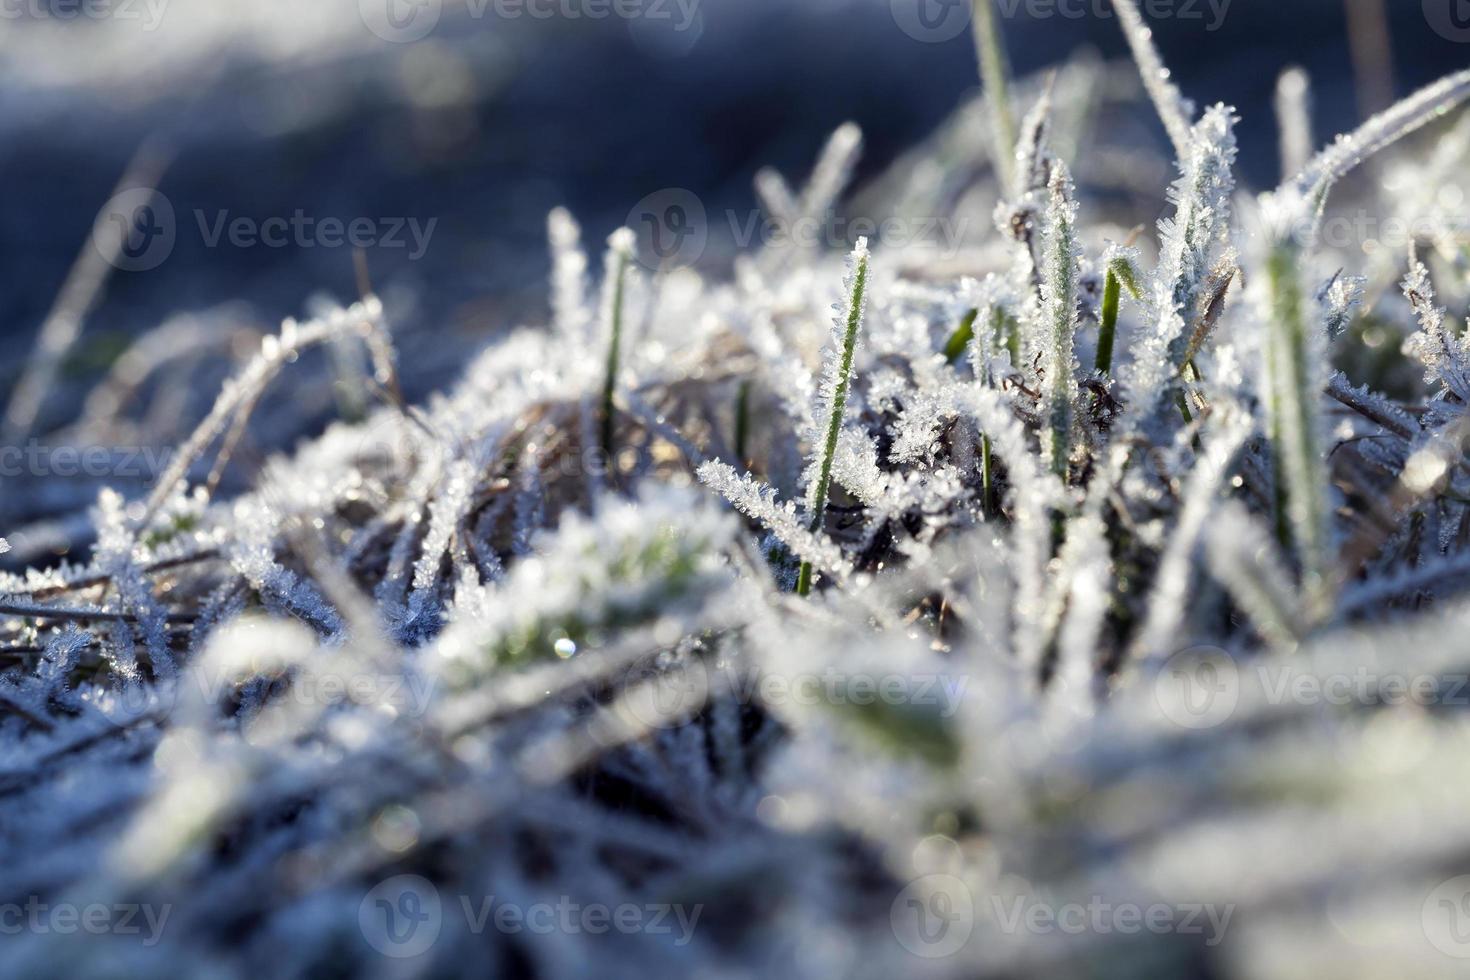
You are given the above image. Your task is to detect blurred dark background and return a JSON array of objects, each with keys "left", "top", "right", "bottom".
[{"left": 0, "top": 0, "right": 1464, "bottom": 410}]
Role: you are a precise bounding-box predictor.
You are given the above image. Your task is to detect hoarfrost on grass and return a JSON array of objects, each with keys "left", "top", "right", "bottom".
[{"left": 6, "top": 7, "right": 1470, "bottom": 977}]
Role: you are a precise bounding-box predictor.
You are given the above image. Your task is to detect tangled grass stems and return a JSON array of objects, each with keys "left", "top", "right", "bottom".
[{"left": 7, "top": 9, "right": 1470, "bottom": 977}]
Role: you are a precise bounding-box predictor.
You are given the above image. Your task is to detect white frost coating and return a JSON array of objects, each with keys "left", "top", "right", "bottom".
[
  {"left": 1401, "top": 258, "right": 1470, "bottom": 402},
  {"left": 1111, "top": 0, "right": 1195, "bottom": 161},
  {"left": 803, "top": 237, "right": 871, "bottom": 515},
  {"left": 227, "top": 498, "right": 344, "bottom": 638},
  {"left": 944, "top": 382, "right": 1064, "bottom": 672},
  {"left": 1038, "top": 162, "right": 1080, "bottom": 476},
  {"left": 138, "top": 297, "right": 395, "bottom": 529},
  {"left": 1205, "top": 501, "right": 1305, "bottom": 650},
  {"left": 1316, "top": 271, "right": 1364, "bottom": 342},
  {"left": 1133, "top": 406, "right": 1251, "bottom": 664},
  {"left": 753, "top": 167, "right": 800, "bottom": 229},
  {"left": 7, "top": 37, "right": 1470, "bottom": 977},
  {"left": 796, "top": 122, "right": 863, "bottom": 231},
  {"left": 548, "top": 207, "right": 591, "bottom": 347},
  {"left": 94, "top": 488, "right": 173, "bottom": 679},
  {"left": 1124, "top": 105, "right": 1237, "bottom": 420},
  {"left": 1011, "top": 78, "right": 1055, "bottom": 196},
  {"left": 1274, "top": 67, "right": 1313, "bottom": 180},
  {"left": 697, "top": 460, "right": 851, "bottom": 583},
  {"left": 1288, "top": 68, "right": 1470, "bottom": 201},
  {"left": 1052, "top": 509, "right": 1110, "bottom": 710}
]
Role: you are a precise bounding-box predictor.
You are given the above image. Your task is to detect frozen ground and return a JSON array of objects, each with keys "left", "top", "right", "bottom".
[{"left": 3, "top": 3, "right": 1470, "bottom": 978}]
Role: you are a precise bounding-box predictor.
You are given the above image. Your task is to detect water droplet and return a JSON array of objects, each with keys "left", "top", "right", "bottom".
[{"left": 554, "top": 638, "right": 577, "bottom": 659}]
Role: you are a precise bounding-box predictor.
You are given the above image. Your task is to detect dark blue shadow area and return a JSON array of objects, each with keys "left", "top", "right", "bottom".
[{"left": 0, "top": 0, "right": 1463, "bottom": 418}]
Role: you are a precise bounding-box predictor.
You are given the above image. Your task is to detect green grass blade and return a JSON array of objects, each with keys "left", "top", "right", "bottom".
[
  {"left": 599, "top": 230, "right": 634, "bottom": 462},
  {"left": 971, "top": 0, "right": 1017, "bottom": 194},
  {"left": 797, "top": 239, "right": 872, "bottom": 596}
]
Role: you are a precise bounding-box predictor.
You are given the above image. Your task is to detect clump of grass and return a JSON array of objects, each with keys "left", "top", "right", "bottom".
[{"left": 9, "top": 8, "right": 1470, "bottom": 978}]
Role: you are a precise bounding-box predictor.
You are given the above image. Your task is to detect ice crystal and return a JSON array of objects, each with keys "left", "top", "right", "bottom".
[{"left": 1402, "top": 257, "right": 1470, "bottom": 401}]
